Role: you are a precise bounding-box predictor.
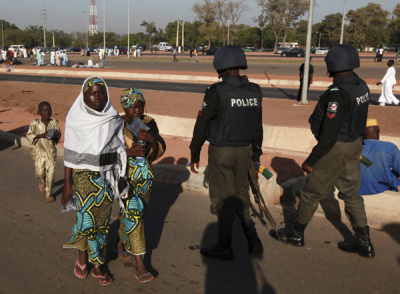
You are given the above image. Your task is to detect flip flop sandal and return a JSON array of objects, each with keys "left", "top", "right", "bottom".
[
  {"left": 92, "top": 272, "right": 113, "bottom": 286},
  {"left": 74, "top": 260, "right": 88, "bottom": 279},
  {"left": 135, "top": 272, "right": 155, "bottom": 283},
  {"left": 117, "top": 250, "right": 132, "bottom": 261},
  {"left": 46, "top": 196, "right": 55, "bottom": 202}
]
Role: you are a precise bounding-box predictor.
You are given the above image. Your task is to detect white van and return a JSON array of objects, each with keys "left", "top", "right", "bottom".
[
  {"left": 8, "top": 45, "right": 25, "bottom": 57},
  {"left": 9, "top": 45, "right": 25, "bottom": 51}
]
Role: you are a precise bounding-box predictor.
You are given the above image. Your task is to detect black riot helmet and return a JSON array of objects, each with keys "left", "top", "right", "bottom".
[
  {"left": 213, "top": 45, "right": 247, "bottom": 73},
  {"left": 325, "top": 44, "right": 360, "bottom": 72}
]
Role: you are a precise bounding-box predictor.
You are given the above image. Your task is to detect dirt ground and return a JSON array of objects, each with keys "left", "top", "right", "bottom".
[{"left": 1, "top": 81, "right": 400, "bottom": 183}]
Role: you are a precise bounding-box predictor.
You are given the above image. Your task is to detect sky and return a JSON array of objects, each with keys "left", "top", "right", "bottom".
[{"left": 0, "top": 0, "right": 398, "bottom": 35}]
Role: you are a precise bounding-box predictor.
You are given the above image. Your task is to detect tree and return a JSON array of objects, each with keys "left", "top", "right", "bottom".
[
  {"left": 388, "top": 3, "right": 400, "bottom": 45},
  {"left": 393, "top": 3, "right": 400, "bottom": 18},
  {"left": 193, "top": 0, "right": 217, "bottom": 47},
  {"left": 260, "top": 0, "right": 308, "bottom": 51},
  {"left": 140, "top": 21, "right": 158, "bottom": 47},
  {"left": 226, "top": 1, "right": 248, "bottom": 45},
  {"left": 316, "top": 13, "right": 343, "bottom": 47},
  {"left": 181, "top": 21, "right": 206, "bottom": 47},
  {"left": 346, "top": 3, "right": 389, "bottom": 49},
  {"left": 235, "top": 26, "right": 261, "bottom": 47},
  {"left": 215, "top": 0, "right": 229, "bottom": 46},
  {"left": 295, "top": 20, "right": 308, "bottom": 46},
  {"left": 253, "top": 0, "right": 268, "bottom": 49}
]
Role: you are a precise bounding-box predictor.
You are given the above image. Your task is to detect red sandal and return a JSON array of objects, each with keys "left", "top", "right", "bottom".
[
  {"left": 74, "top": 260, "right": 87, "bottom": 279},
  {"left": 92, "top": 272, "right": 113, "bottom": 286}
]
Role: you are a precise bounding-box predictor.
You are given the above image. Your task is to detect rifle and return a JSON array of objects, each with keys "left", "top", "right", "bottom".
[
  {"left": 248, "top": 162, "right": 277, "bottom": 229},
  {"left": 360, "top": 155, "right": 373, "bottom": 167}
]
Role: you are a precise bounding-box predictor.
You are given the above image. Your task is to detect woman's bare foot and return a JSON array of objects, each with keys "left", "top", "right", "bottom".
[
  {"left": 74, "top": 250, "right": 88, "bottom": 278},
  {"left": 134, "top": 255, "right": 154, "bottom": 283},
  {"left": 38, "top": 181, "right": 45, "bottom": 193},
  {"left": 92, "top": 266, "right": 113, "bottom": 286},
  {"left": 117, "top": 240, "right": 132, "bottom": 261}
]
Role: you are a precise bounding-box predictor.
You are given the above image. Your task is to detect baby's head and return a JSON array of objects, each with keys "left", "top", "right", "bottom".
[{"left": 38, "top": 101, "right": 52, "bottom": 120}]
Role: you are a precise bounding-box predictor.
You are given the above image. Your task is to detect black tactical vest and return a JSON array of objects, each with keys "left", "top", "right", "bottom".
[
  {"left": 208, "top": 76, "right": 262, "bottom": 146},
  {"left": 310, "top": 74, "right": 369, "bottom": 142}
]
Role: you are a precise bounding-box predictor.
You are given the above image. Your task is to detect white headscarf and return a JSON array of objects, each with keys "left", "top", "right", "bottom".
[{"left": 64, "top": 76, "right": 128, "bottom": 200}]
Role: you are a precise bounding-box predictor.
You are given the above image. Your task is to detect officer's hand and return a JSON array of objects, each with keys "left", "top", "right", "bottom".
[
  {"left": 190, "top": 161, "right": 199, "bottom": 174},
  {"left": 376, "top": 82, "right": 382, "bottom": 86},
  {"left": 301, "top": 161, "right": 312, "bottom": 174}
]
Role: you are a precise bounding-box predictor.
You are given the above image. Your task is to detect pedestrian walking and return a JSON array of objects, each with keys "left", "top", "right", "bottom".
[
  {"left": 297, "top": 57, "right": 314, "bottom": 102},
  {"left": 377, "top": 60, "right": 399, "bottom": 106},
  {"left": 378, "top": 47, "right": 384, "bottom": 62},
  {"left": 270, "top": 44, "right": 375, "bottom": 258},
  {"left": 26, "top": 102, "right": 61, "bottom": 202},
  {"left": 62, "top": 76, "right": 128, "bottom": 285},
  {"left": 190, "top": 45, "right": 264, "bottom": 260},
  {"left": 374, "top": 47, "right": 379, "bottom": 62},
  {"left": 193, "top": 48, "right": 199, "bottom": 62},
  {"left": 117, "top": 88, "right": 166, "bottom": 283},
  {"left": 172, "top": 47, "right": 178, "bottom": 62}
]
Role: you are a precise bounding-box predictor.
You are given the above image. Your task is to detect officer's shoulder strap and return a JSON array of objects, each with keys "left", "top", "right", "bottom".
[
  {"left": 205, "top": 83, "right": 220, "bottom": 94},
  {"left": 327, "top": 85, "right": 351, "bottom": 100}
]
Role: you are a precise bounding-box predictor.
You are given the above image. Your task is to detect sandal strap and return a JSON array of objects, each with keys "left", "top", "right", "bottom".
[{"left": 75, "top": 260, "right": 87, "bottom": 271}]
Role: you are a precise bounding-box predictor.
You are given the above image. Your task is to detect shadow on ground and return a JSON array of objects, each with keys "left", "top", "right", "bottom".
[{"left": 200, "top": 222, "right": 276, "bottom": 294}]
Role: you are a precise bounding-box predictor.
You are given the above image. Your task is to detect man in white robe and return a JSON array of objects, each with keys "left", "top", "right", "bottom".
[
  {"left": 50, "top": 50, "right": 55, "bottom": 65},
  {"left": 377, "top": 60, "right": 399, "bottom": 106}
]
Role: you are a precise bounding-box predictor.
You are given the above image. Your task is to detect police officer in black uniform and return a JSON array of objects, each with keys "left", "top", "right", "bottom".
[
  {"left": 190, "top": 45, "right": 264, "bottom": 260},
  {"left": 270, "top": 44, "right": 375, "bottom": 258}
]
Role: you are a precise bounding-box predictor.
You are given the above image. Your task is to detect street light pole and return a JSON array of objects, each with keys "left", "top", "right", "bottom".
[
  {"left": 340, "top": 0, "right": 347, "bottom": 44},
  {"left": 128, "top": 0, "right": 130, "bottom": 56},
  {"left": 176, "top": 20, "right": 179, "bottom": 49},
  {"left": 300, "top": 0, "right": 314, "bottom": 104},
  {"left": 1, "top": 21, "right": 4, "bottom": 50},
  {"left": 103, "top": 0, "right": 106, "bottom": 50},
  {"left": 81, "top": 10, "right": 88, "bottom": 50},
  {"left": 318, "top": 32, "right": 321, "bottom": 47},
  {"left": 181, "top": 20, "right": 184, "bottom": 52}
]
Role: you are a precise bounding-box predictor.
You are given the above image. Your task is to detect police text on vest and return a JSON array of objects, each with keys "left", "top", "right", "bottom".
[{"left": 231, "top": 98, "right": 258, "bottom": 107}]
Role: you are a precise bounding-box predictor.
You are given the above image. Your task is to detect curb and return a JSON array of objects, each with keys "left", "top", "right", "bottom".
[
  {"left": 0, "top": 67, "right": 387, "bottom": 92},
  {"left": 1, "top": 130, "right": 399, "bottom": 230}
]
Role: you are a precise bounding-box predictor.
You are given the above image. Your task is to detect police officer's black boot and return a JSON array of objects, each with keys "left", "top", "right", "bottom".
[
  {"left": 338, "top": 226, "right": 375, "bottom": 258},
  {"left": 241, "top": 219, "right": 263, "bottom": 257},
  {"left": 269, "top": 221, "right": 306, "bottom": 247},
  {"left": 200, "top": 209, "right": 234, "bottom": 261},
  {"left": 200, "top": 237, "right": 233, "bottom": 260}
]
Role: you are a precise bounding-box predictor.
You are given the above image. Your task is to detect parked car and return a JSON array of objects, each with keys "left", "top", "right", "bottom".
[
  {"left": 203, "top": 47, "right": 219, "bottom": 55},
  {"left": 66, "top": 47, "right": 81, "bottom": 52},
  {"left": 274, "top": 46, "right": 290, "bottom": 54},
  {"left": 315, "top": 47, "right": 329, "bottom": 54},
  {"left": 132, "top": 43, "right": 147, "bottom": 51},
  {"left": 116, "top": 46, "right": 128, "bottom": 54},
  {"left": 281, "top": 47, "right": 306, "bottom": 57},
  {"left": 156, "top": 42, "right": 173, "bottom": 51},
  {"left": 241, "top": 47, "right": 253, "bottom": 52}
]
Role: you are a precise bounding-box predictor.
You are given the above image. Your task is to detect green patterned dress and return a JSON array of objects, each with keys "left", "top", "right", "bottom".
[{"left": 64, "top": 169, "right": 113, "bottom": 266}]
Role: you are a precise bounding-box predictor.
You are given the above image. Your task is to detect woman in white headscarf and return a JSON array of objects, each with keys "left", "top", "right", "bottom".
[{"left": 62, "top": 76, "right": 128, "bottom": 286}]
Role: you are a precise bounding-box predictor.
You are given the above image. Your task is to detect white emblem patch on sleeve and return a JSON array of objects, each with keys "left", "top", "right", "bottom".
[{"left": 327, "top": 102, "right": 338, "bottom": 113}]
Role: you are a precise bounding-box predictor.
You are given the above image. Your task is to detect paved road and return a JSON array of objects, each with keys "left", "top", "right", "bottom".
[
  {"left": 1, "top": 141, "right": 399, "bottom": 293},
  {"left": 0, "top": 73, "right": 381, "bottom": 103},
  {"left": 17, "top": 53, "right": 392, "bottom": 80}
]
